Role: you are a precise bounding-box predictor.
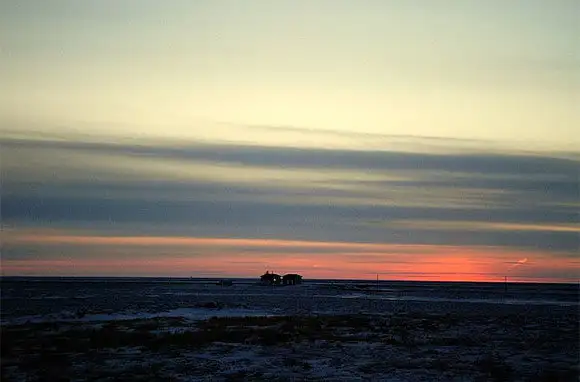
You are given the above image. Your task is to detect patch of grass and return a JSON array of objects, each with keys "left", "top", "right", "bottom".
[
  {"left": 430, "top": 335, "right": 480, "bottom": 347},
  {"left": 527, "top": 367, "right": 579, "bottom": 382},
  {"left": 282, "top": 358, "right": 312, "bottom": 370},
  {"left": 475, "top": 353, "right": 513, "bottom": 382},
  {"left": 359, "top": 358, "right": 422, "bottom": 374},
  {"left": 428, "top": 358, "right": 453, "bottom": 372},
  {"left": 223, "top": 370, "right": 266, "bottom": 381}
]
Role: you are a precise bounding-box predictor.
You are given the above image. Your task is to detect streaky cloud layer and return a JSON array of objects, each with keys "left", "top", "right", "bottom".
[{"left": 1, "top": 133, "right": 578, "bottom": 282}]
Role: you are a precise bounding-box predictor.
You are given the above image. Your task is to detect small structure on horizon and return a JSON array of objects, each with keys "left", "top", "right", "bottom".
[
  {"left": 260, "top": 271, "right": 282, "bottom": 285},
  {"left": 282, "top": 273, "right": 303, "bottom": 285}
]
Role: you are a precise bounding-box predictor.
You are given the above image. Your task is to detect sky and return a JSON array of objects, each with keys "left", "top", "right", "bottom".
[{"left": 1, "top": 1, "right": 579, "bottom": 282}]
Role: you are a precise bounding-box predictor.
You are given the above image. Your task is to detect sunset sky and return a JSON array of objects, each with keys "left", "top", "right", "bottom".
[{"left": 1, "top": 1, "right": 578, "bottom": 282}]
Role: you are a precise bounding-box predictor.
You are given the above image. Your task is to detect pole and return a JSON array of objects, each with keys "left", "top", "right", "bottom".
[{"left": 504, "top": 275, "right": 508, "bottom": 295}]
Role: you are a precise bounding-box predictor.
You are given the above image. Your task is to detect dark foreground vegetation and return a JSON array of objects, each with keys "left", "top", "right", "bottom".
[{"left": 2, "top": 311, "right": 578, "bottom": 381}]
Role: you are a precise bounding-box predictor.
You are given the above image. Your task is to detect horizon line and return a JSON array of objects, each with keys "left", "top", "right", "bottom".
[{"left": 2, "top": 275, "right": 577, "bottom": 285}]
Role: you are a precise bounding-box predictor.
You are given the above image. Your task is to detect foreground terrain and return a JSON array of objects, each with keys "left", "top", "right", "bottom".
[
  {"left": 1, "top": 279, "right": 578, "bottom": 381},
  {"left": 2, "top": 310, "right": 578, "bottom": 381}
]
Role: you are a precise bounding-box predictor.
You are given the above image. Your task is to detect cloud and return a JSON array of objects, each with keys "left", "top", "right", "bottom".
[
  {"left": 3, "top": 137, "right": 578, "bottom": 175},
  {"left": 376, "top": 220, "right": 580, "bottom": 233},
  {"left": 2, "top": 136, "right": 578, "bottom": 259},
  {"left": 508, "top": 257, "right": 528, "bottom": 271}
]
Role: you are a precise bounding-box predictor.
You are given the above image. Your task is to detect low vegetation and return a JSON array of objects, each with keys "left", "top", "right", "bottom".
[{"left": 2, "top": 312, "right": 578, "bottom": 381}]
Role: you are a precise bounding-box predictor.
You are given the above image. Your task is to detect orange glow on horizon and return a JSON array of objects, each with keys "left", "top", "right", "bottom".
[{"left": 2, "top": 229, "right": 578, "bottom": 283}]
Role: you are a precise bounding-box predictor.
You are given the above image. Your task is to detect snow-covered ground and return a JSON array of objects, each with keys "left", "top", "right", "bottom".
[{"left": 1, "top": 278, "right": 578, "bottom": 381}]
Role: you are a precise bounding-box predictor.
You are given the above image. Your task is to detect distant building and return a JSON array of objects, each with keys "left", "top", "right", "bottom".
[
  {"left": 282, "top": 273, "right": 303, "bottom": 285},
  {"left": 260, "top": 271, "right": 282, "bottom": 285}
]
